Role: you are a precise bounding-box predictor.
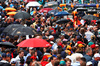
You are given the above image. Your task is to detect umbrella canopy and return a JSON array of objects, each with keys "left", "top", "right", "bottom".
[
  {"left": 3, "top": 24, "right": 24, "bottom": 35},
  {"left": 55, "top": 11, "right": 69, "bottom": 16},
  {"left": 0, "top": 42, "right": 15, "bottom": 48},
  {"left": 96, "top": 19, "right": 100, "bottom": 24},
  {"left": 14, "top": 11, "right": 30, "bottom": 19},
  {"left": 26, "top": 1, "right": 41, "bottom": 8},
  {"left": 86, "top": 11, "right": 97, "bottom": 14},
  {"left": 82, "top": 15, "right": 98, "bottom": 20},
  {"left": 7, "top": 12, "right": 17, "bottom": 16},
  {"left": 56, "top": 19, "right": 69, "bottom": 24},
  {"left": 44, "top": 1, "right": 58, "bottom": 8},
  {"left": 39, "top": 8, "right": 53, "bottom": 13},
  {"left": 10, "top": 27, "right": 36, "bottom": 36},
  {"left": 5, "top": 7, "right": 16, "bottom": 11},
  {"left": 0, "top": 0, "right": 6, "bottom": 2},
  {"left": 48, "top": 10, "right": 59, "bottom": 15},
  {"left": 17, "top": 38, "right": 51, "bottom": 47}
]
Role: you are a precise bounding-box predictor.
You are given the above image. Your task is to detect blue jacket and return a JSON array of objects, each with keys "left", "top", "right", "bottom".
[
  {"left": 84, "top": 54, "right": 92, "bottom": 62},
  {"left": 91, "top": 60, "right": 98, "bottom": 66}
]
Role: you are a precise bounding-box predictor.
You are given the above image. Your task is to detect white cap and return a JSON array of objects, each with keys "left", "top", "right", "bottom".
[
  {"left": 94, "top": 53, "right": 100, "bottom": 58},
  {"left": 66, "top": 56, "right": 73, "bottom": 63},
  {"left": 95, "top": 44, "right": 99, "bottom": 47},
  {"left": 86, "top": 61, "right": 92, "bottom": 65},
  {"left": 50, "top": 41, "right": 54, "bottom": 44},
  {"left": 49, "top": 35, "right": 54, "bottom": 39},
  {"left": 29, "top": 47, "right": 33, "bottom": 50},
  {"left": 10, "top": 58, "right": 17, "bottom": 64},
  {"left": 43, "top": 17, "right": 45, "bottom": 19}
]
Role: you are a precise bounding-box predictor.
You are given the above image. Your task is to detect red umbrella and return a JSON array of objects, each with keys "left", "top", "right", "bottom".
[
  {"left": 39, "top": 8, "right": 53, "bottom": 13},
  {"left": 17, "top": 38, "right": 51, "bottom": 47}
]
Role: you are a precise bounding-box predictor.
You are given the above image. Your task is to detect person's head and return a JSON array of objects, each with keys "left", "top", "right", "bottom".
[
  {"left": 56, "top": 38, "right": 61, "bottom": 45},
  {"left": 10, "top": 58, "right": 17, "bottom": 66},
  {"left": 57, "top": 54, "right": 61, "bottom": 61},
  {"left": 19, "top": 50, "right": 24, "bottom": 58},
  {"left": 65, "top": 58, "right": 71, "bottom": 66},
  {"left": 94, "top": 53, "right": 100, "bottom": 61},
  {"left": 26, "top": 56, "right": 32, "bottom": 65},
  {"left": 31, "top": 50, "right": 37, "bottom": 57},
  {"left": 5, "top": 36, "right": 10, "bottom": 41},
  {"left": 14, "top": 35, "right": 19, "bottom": 41},
  {"left": 6, "top": 54, "right": 11, "bottom": 62},
  {"left": 49, "top": 35, "right": 54, "bottom": 41},
  {"left": 80, "top": 57, "right": 86, "bottom": 66},
  {"left": 54, "top": 60, "right": 60, "bottom": 66},
  {"left": 59, "top": 61, "right": 66, "bottom": 66},
  {"left": 2, "top": 53, "right": 6, "bottom": 60},
  {"left": 86, "top": 61, "right": 92, "bottom": 66},
  {"left": 50, "top": 56, "right": 57, "bottom": 65},
  {"left": 52, "top": 50, "right": 57, "bottom": 55},
  {"left": 85, "top": 47, "right": 92, "bottom": 56},
  {"left": 29, "top": 47, "right": 33, "bottom": 54}
]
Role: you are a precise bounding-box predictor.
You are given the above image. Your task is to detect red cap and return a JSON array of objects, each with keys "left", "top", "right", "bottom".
[
  {"left": 77, "top": 41, "right": 84, "bottom": 44},
  {"left": 90, "top": 44, "right": 95, "bottom": 49}
]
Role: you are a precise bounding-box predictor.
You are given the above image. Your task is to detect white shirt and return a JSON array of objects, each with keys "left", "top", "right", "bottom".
[
  {"left": 80, "top": 19, "right": 84, "bottom": 25},
  {"left": 85, "top": 31, "right": 94, "bottom": 41},
  {"left": 46, "top": 62, "right": 53, "bottom": 66}
]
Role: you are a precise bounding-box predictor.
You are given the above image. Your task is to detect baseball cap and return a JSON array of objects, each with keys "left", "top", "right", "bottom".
[
  {"left": 49, "top": 35, "right": 54, "bottom": 39},
  {"left": 77, "top": 41, "right": 84, "bottom": 44},
  {"left": 10, "top": 58, "right": 16, "bottom": 64},
  {"left": 86, "top": 61, "right": 92, "bottom": 65},
  {"left": 94, "top": 53, "right": 100, "bottom": 58},
  {"left": 88, "top": 42, "right": 94, "bottom": 46},
  {"left": 90, "top": 44, "right": 95, "bottom": 49},
  {"left": 59, "top": 61, "right": 66, "bottom": 65}
]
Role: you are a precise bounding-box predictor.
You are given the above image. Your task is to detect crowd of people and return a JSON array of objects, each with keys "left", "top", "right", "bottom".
[{"left": 0, "top": 0, "right": 100, "bottom": 66}]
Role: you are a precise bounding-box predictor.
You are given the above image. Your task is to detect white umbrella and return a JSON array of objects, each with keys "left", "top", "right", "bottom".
[{"left": 26, "top": 1, "right": 41, "bottom": 8}]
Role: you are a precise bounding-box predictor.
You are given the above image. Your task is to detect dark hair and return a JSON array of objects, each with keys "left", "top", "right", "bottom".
[
  {"left": 80, "top": 57, "right": 86, "bottom": 62},
  {"left": 18, "top": 50, "right": 24, "bottom": 54},
  {"left": 14, "top": 35, "right": 19, "bottom": 40},
  {"left": 50, "top": 56, "right": 56, "bottom": 61},
  {"left": 26, "top": 56, "right": 32, "bottom": 65},
  {"left": 54, "top": 60, "right": 60, "bottom": 66},
  {"left": 5, "top": 36, "right": 10, "bottom": 41},
  {"left": 65, "top": 58, "right": 71, "bottom": 62}
]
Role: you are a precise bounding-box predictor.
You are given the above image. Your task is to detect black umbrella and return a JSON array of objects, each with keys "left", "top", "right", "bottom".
[
  {"left": 0, "top": 0, "right": 6, "bottom": 2},
  {"left": 77, "top": 8, "right": 87, "bottom": 11},
  {"left": 86, "top": 11, "right": 97, "bottom": 14},
  {"left": 48, "top": 10, "right": 59, "bottom": 16},
  {"left": 3, "top": 24, "right": 24, "bottom": 35},
  {"left": 96, "top": 19, "right": 100, "bottom": 24},
  {"left": 56, "top": 19, "right": 69, "bottom": 24},
  {"left": 14, "top": 11, "right": 30, "bottom": 19},
  {"left": 10, "top": 27, "right": 37, "bottom": 36},
  {"left": 0, "top": 42, "right": 15, "bottom": 48},
  {"left": 82, "top": 15, "right": 98, "bottom": 20}
]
